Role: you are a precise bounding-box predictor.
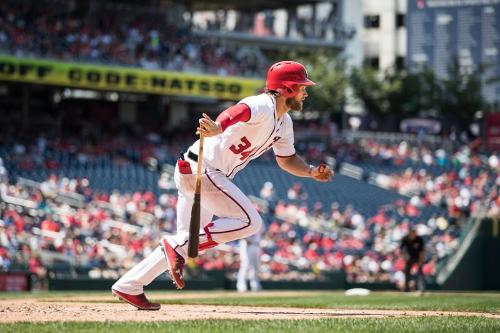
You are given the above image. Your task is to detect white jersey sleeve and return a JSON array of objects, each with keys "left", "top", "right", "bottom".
[
  {"left": 238, "top": 96, "right": 271, "bottom": 125},
  {"left": 272, "top": 114, "right": 296, "bottom": 157}
]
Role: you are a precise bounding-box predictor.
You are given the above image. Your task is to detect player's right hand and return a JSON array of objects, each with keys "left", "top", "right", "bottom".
[{"left": 197, "top": 113, "right": 223, "bottom": 137}]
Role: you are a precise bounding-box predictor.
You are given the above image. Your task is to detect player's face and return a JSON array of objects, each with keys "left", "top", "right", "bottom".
[{"left": 286, "top": 85, "right": 308, "bottom": 111}]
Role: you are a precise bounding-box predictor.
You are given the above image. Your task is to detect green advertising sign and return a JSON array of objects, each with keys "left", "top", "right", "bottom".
[{"left": 0, "top": 55, "right": 263, "bottom": 100}]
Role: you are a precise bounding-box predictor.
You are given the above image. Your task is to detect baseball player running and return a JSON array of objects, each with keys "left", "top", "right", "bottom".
[{"left": 111, "top": 61, "right": 334, "bottom": 310}]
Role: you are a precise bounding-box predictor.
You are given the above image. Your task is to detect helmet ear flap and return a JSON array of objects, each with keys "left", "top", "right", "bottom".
[{"left": 279, "top": 84, "right": 296, "bottom": 98}]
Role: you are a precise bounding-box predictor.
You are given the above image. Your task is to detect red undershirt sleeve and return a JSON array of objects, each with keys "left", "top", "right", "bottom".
[{"left": 216, "top": 103, "right": 251, "bottom": 131}]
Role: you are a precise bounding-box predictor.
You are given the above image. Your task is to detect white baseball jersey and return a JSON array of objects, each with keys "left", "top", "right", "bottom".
[
  {"left": 188, "top": 93, "right": 296, "bottom": 178},
  {"left": 112, "top": 93, "right": 290, "bottom": 296}
]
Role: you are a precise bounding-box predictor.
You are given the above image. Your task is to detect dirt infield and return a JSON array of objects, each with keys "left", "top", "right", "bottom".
[{"left": 1, "top": 293, "right": 499, "bottom": 322}]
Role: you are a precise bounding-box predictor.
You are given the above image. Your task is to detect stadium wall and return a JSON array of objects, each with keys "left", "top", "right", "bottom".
[
  {"left": 47, "top": 271, "right": 348, "bottom": 291},
  {"left": 441, "top": 218, "right": 500, "bottom": 291},
  {"left": 45, "top": 218, "right": 500, "bottom": 292},
  {"left": 0, "top": 272, "right": 31, "bottom": 292},
  {"left": 46, "top": 214, "right": 500, "bottom": 293}
]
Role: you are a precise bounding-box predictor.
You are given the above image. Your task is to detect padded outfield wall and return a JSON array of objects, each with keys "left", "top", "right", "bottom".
[
  {"left": 45, "top": 218, "right": 500, "bottom": 291},
  {"left": 440, "top": 218, "right": 500, "bottom": 290}
]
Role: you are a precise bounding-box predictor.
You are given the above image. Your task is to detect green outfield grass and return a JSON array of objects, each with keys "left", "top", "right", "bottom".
[
  {"left": 151, "top": 291, "right": 500, "bottom": 313},
  {"left": 2, "top": 317, "right": 500, "bottom": 333},
  {"left": 1, "top": 291, "right": 499, "bottom": 333},
  {"left": 9, "top": 290, "right": 498, "bottom": 313}
]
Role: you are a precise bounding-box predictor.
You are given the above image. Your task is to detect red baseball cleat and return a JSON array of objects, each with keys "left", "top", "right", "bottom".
[
  {"left": 160, "top": 238, "right": 185, "bottom": 289},
  {"left": 112, "top": 289, "right": 161, "bottom": 311}
]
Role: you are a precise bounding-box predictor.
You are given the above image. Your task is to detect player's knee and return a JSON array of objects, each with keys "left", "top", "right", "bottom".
[{"left": 246, "top": 213, "right": 262, "bottom": 235}]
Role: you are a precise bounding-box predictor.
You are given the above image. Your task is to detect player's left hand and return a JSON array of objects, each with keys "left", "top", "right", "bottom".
[
  {"left": 197, "top": 113, "right": 223, "bottom": 137},
  {"left": 310, "top": 163, "right": 334, "bottom": 182}
]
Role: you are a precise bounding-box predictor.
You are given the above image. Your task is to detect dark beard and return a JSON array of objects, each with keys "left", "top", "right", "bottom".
[{"left": 286, "top": 98, "right": 303, "bottom": 111}]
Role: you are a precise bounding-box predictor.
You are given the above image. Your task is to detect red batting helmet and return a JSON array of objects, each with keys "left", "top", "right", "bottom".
[{"left": 265, "top": 61, "right": 315, "bottom": 98}]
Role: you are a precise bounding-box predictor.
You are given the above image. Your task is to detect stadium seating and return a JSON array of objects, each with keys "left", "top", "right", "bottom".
[
  {"left": 0, "top": 128, "right": 497, "bottom": 285},
  {"left": 0, "top": 0, "right": 266, "bottom": 77}
]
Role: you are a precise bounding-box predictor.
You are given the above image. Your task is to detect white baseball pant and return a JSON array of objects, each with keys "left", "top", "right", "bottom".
[
  {"left": 237, "top": 238, "right": 262, "bottom": 292},
  {"left": 112, "top": 160, "right": 262, "bottom": 295}
]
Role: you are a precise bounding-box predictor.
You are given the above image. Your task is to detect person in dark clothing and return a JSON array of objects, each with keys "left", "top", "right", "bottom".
[{"left": 400, "top": 228, "right": 425, "bottom": 292}]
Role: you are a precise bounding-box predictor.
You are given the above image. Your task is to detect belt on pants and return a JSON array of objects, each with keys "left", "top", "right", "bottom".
[
  {"left": 179, "top": 150, "right": 198, "bottom": 162},
  {"left": 187, "top": 150, "right": 198, "bottom": 162},
  {"left": 181, "top": 150, "right": 225, "bottom": 175}
]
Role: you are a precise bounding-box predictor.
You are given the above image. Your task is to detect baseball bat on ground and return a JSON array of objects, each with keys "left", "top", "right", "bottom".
[{"left": 188, "top": 134, "right": 204, "bottom": 258}]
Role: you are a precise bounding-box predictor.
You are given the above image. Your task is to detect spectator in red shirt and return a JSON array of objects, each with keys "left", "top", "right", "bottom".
[{"left": 41, "top": 216, "right": 59, "bottom": 232}]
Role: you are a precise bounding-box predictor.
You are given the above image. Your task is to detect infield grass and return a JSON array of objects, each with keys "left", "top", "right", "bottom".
[
  {"left": 7, "top": 290, "right": 497, "bottom": 313},
  {"left": 1, "top": 291, "right": 499, "bottom": 332},
  {"left": 152, "top": 291, "right": 500, "bottom": 313},
  {"left": 2, "top": 317, "right": 500, "bottom": 333}
]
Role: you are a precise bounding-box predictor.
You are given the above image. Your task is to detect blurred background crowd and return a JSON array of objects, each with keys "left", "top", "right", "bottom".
[
  {"left": 0, "top": 0, "right": 499, "bottom": 291},
  {"left": 0, "top": 0, "right": 264, "bottom": 76},
  {"left": 1, "top": 122, "right": 498, "bottom": 287}
]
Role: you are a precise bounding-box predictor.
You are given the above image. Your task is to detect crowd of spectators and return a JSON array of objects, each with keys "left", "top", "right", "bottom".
[
  {"left": 1, "top": 123, "right": 498, "bottom": 287},
  {"left": 0, "top": 175, "right": 177, "bottom": 280},
  {"left": 0, "top": 0, "right": 497, "bottom": 290},
  {"left": 293, "top": 121, "right": 498, "bottom": 172},
  {"left": 0, "top": 171, "right": 461, "bottom": 286},
  {"left": 267, "top": 193, "right": 456, "bottom": 284},
  {"left": 292, "top": 121, "right": 500, "bottom": 221},
  {"left": 192, "top": 2, "right": 346, "bottom": 42},
  {"left": 0, "top": 124, "right": 186, "bottom": 175},
  {"left": 0, "top": 0, "right": 265, "bottom": 77},
  {"left": 353, "top": 140, "right": 498, "bottom": 221}
]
